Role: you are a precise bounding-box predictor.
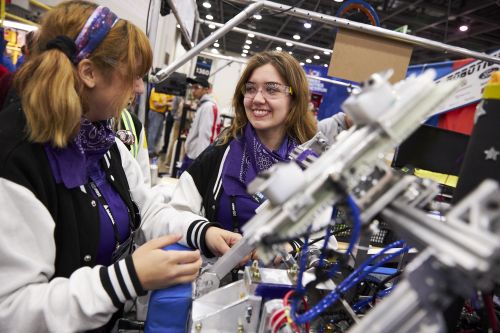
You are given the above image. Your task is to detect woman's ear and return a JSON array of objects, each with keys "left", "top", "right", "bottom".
[{"left": 77, "top": 59, "right": 97, "bottom": 88}]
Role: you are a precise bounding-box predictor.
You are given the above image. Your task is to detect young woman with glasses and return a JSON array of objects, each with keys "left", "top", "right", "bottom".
[{"left": 167, "top": 51, "right": 316, "bottom": 255}]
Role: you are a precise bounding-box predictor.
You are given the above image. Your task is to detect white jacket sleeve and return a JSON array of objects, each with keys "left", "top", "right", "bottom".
[
  {"left": 116, "top": 139, "right": 214, "bottom": 252},
  {"left": 317, "top": 112, "right": 347, "bottom": 145},
  {"left": 0, "top": 179, "right": 144, "bottom": 332}
]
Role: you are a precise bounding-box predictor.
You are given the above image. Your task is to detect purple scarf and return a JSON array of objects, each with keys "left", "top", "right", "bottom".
[
  {"left": 223, "top": 124, "right": 297, "bottom": 196},
  {"left": 44, "top": 118, "right": 116, "bottom": 189}
]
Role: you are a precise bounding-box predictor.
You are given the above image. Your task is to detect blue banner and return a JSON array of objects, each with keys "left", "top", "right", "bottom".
[{"left": 304, "top": 65, "right": 354, "bottom": 121}]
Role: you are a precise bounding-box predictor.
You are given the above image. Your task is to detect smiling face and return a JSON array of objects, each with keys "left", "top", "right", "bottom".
[{"left": 243, "top": 63, "right": 292, "bottom": 147}]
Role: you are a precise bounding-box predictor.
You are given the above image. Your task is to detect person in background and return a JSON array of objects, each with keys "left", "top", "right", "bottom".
[
  {"left": 0, "top": 2, "right": 241, "bottom": 331},
  {"left": 168, "top": 51, "right": 317, "bottom": 254},
  {"left": 0, "top": 30, "right": 36, "bottom": 109},
  {"left": 317, "top": 111, "right": 353, "bottom": 145},
  {"left": 15, "top": 30, "right": 35, "bottom": 69},
  {"left": 0, "top": 28, "right": 15, "bottom": 73},
  {"left": 179, "top": 76, "right": 220, "bottom": 174},
  {"left": 147, "top": 84, "right": 171, "bottom": 157},
  {"left": 160, "top": 95, "right": 183, "bottom": 174}
]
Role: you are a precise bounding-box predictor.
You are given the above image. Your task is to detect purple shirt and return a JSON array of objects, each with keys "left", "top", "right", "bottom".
[
  {"left": 87, "top": 162, "right": 130, "bottom": 265},
  {"left": 216, "top": 135, "right": 292, "bottom": 232}
]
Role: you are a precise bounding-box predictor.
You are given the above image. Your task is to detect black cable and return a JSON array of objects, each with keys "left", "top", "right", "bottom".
[
  {"left": 261, "top": 0, "right": 307, "bottom": 17},
  {"left": 222, "top": 0, "right": 243, "bottom": 11},
  {"left": 144, "top": 0, "right": 153, "bottom": 132},
  {"left": 261, "top": 223, "right": 328, "bottom": 245},
  {"left": 370, "top": 270, "right": 402, "bottom": 306}
]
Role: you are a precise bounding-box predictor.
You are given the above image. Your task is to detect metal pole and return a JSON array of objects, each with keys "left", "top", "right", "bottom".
[
  {"left": 166, "top": 0, "right": 193, "bottom": 49},
  {"left": 189, "top": 21, "right": 201, "bottom": 76},
  {"left": 306, "top": 75, "right": 358, "bottom": 88},
  {"left": 225, "top": 0, "right": 500, "bottom": 65},
  {"left": 198, "top": 19, "right": 331, "bottom": 54},
  {"left": 148, "top": 0, "right": 161, "bottom": 53},
  {"left": 200, "top": 51, "right": 248, "bottom": 64},
  {"left": 200, "top": 51, "right": 357, "bottom": 88},
  {"left": 151, "top": 1, "right": 265, "bottom": 83}
]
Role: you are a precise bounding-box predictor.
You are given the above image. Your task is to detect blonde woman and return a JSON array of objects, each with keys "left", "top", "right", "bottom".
[{"left": 0, "top": 1, "right": 240, "bottom": 331}]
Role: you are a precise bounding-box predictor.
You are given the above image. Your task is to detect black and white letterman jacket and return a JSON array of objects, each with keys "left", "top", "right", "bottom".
[
  {"left": 0, "top": 105, "right": 215, "bottom": 332},
  {"left": 169, "top": 138, "right": 311, "bottom": 254}
]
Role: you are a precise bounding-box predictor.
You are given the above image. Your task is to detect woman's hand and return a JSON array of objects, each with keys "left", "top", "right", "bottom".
[
  {"left": 205, "top": 227, "right": 242, "bottom": 257},
  {"left": 132, "top": 234, "right": 202, "bottom": 290}
]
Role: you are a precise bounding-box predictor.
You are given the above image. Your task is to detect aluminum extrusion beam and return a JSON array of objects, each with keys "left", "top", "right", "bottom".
[
  {"left": 225, "top": 0, "right": 500, "bottom": 65},
  {"left": 152, "top": 1, "right": 264, "bottom": 83},
  {"left": 200, "top": 51, "right": 247, "bottom": 65},
  {"left": 199, "top": 52, "right": 356, "bottom": 88},
  {"left": 309, "top": 75, "right": 358, "bottom": 88},
  {"left": 198, "top": 19, "right": 331, "bottom": 54}
]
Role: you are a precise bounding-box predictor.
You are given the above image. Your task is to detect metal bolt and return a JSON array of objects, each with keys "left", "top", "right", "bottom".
[
  {"left": 250, "top": 260, "right": 261, "bottom": 281},
  {"left": 236, "top": 323, "right": 244, "bottom": 333},
  {"left": 194, "top": 322, "right": 202, "bottom": 331},
  {"left": 245, "top": 306, "right": 253, "bottom": 323},
  {"left": 288, "top": 263, "right": 298, "bottom": 283}
]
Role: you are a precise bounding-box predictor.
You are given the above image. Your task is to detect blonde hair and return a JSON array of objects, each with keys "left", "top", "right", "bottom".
[
  {"left": 220, "top": 51, "right": 316, "bottom": 145},
  {"left": 14, "top": 1, "right": 152, "bottom": 147}
]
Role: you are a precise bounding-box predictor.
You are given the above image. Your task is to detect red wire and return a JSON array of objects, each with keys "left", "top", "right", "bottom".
[
  {"left": 283, "top": 290, "right": 310, "bottom": 333},
  {"left": 483, "top": 293, "right": 498, "bottom": 333}
]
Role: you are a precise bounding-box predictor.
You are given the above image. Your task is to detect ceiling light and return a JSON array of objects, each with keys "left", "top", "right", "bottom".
[
  {"left": 288, "top": 51, "right": 293, "bottom": 55},
  {"left": 323, "top": 50, "right": 331, "bottom": 55},
  {"left": 459, "top": 25, "right": 469, "bottom": 32},
  {"left": 2, "top": 19, "right": 38, "bottom": 32},
  {"left": 243, "top": 49, "right": 249, "bottom": 53},
  {"left": 314, "top": 55, "right": 320, "bottom": 60},
  {"left": 206, "top": 14, "right": 213, "bottom": 20},
  {"left": 241, "top": 53, "right": 247, "bottom": 57},
  {"left": 243, "top": 45, "right": 250, "bottom": 49},
  {"left": 276, "top": 46, "right": 282, "bottom": 51},
  {"left": 248, "top": 33, "right": 255, "bottom": 38},
  {"left": 300, "top": 62, "right": 305, "bottom": 66},
  {"left": 334, "top": 0, "right": 344, "bottom": 2},
  {"left": 324, "top": 64, "right": 328, "bottom": 68},
  {"left": 208, "top": 24, "right": 216, "bottom": 29},
  {"left": 293, "top": 34, "right": 301, "bottom": 40},
  {"left": 253, "top": 14, "right": 262, "bottom": 20},
  {"left": 202, "top": 2, "right": 211, "bottom": 9},
  {"left": 245, "top": 40, "right": 252, "bottom": 44},
  {"left": 213, "top": 42, "right": 220, "bottom": 47},
  {"left": 286, "top": 42, "right": 293, "bottom": 47},
  {"left": 211, "top": 48, "right": 219, "bottom": 54},
  {"left": 306, "top": 59, "right": 312, "bottom": 63},
  {"left": 304, "top": 22, "right": 312, "bottom": 29}
]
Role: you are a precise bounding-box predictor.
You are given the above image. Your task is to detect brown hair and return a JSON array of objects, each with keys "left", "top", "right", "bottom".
[
  {"left": 14, "top": 1, "right": 152, "bottom": 147},
  {"left": 220, "top": 51, "right": 316, "bottom": 145}
]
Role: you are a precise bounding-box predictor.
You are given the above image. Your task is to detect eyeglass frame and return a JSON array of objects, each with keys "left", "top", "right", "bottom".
[{"left": 242, "top": 81, "right": 293, "bottom": 100}]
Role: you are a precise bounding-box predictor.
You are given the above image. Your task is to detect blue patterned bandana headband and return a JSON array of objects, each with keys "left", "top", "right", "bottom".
[{"left": 73, "top": 6, "right": 119, "bottom": 64}]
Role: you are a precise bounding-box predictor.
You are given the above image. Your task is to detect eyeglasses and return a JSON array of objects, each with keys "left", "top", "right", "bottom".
[{"left": 243, "top": 82, "right": 293, "bottom": 100}]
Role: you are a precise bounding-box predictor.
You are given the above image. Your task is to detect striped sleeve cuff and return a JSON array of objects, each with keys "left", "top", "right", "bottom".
[
  {"left": 99, "top": 256, "right": 147, "bottom": 308},
  {"left": 187, "top": 220, "right": 221, "bottom": 258}
]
